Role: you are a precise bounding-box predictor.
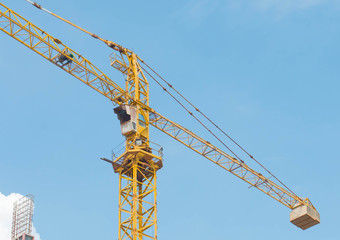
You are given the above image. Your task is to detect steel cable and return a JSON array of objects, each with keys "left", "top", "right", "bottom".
[
  {"left": 140, "top": 64, "right": 245, "bottom": 164},
  {"left": 139, "top": 59, "right": 300, "bottom": 198}
]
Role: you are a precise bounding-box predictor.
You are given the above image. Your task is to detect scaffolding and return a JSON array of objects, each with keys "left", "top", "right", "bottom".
[{"left": 11, "top": 194, "right": 35, "bottom": 240}]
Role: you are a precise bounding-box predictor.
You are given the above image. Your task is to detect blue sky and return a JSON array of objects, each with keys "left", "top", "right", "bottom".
[{"left": 0, "top": 0, "right": 339, "bottom": 239}]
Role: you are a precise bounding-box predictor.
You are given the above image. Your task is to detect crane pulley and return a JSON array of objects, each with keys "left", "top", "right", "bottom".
[{"left": 0, "top": 1, "right": 320, "bottom": 238}]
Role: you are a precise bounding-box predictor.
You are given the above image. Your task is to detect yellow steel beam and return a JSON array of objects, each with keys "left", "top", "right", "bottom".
[
  {"left": 119, "top": 160, "right": 157, "bottom": 240},
  {"left": 149, "top": 111, "right": 315, "bottom": 210},
  {"left": 0, "top": 2, "right": 128, "bottom": 105}
]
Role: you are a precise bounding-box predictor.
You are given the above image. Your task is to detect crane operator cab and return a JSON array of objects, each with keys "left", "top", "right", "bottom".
[
  {"left": 114, "top": 105, "right": 137, "bottom": 136},
  {"left": 56, "top": 50, "right": 74, "bottom": 66}
]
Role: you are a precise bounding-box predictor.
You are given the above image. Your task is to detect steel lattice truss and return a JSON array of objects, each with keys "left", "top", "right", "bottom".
[
  {"left": 0, "top": 3, "right": 128, "bottom": 104},
  {"left": 119, "top": 161, "right": 157, "bottom": 240},
  {"left": 149, "top": 111, "right": 308, "bottom": 209},
  {"left": 110, "top": 52, "right": 149, "bottom": 106}
]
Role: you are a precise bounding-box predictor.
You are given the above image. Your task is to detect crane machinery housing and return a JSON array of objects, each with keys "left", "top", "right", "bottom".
[{"left": 0, "top": 1, "right": 320, "bottom": 239}]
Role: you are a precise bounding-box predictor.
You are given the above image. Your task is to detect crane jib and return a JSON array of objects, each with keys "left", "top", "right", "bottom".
[{"left": 0, "top": 1, "right": 320, "bottom": 233}]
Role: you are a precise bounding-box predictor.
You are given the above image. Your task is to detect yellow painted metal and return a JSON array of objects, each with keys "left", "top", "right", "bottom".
[
  {"left": 0, "top": 2, "right": 128, "bottom": 105},
  {"left": 115, "top": 50, "right": 158, "bottom": 239},
  {"left": 111, "top": 52, "right": 150, "bottom": 144},
  {"left": 118, "top": 155, "right": 158, "bottom": 240},
  {"left": 0, "top": 1, "right": 320, "bottom": 235},
  {"left": 0, "top": 4, "right": 158, "bottom": 239},
  {"left": 25, "top": 0, "right": 131, "bottom": 53},
  {"left": 148, "top": 111, "right": 316, "bottom": 210}
]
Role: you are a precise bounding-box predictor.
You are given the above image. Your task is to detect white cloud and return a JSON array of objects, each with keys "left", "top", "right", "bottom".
[
  {"left": 0, "top": 193, "right": 41, "bottom": 240},
  {"left": 32, "top": 226, "right": 41, "bottom": 240}
]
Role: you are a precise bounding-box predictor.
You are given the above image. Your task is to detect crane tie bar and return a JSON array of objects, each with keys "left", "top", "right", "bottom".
[{"left": 139, "top": 59, "right": 301, "bottom": 199}]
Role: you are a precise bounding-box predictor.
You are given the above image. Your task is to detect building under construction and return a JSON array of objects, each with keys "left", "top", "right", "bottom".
[{"left": 11, "top": 194, "right": 35, "bottom": 240}]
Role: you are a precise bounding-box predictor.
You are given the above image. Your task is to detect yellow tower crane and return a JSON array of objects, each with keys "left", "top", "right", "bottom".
[{"left": 0, "top": 2, "right": 320, "bottom": 239}]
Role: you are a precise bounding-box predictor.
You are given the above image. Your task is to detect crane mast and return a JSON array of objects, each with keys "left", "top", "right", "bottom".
[
  {"left": 0, "top": 1, "right": 320, "bottom": 238},
  {"left": 112, "top": 51, "right": 161, "bottom": 240}
]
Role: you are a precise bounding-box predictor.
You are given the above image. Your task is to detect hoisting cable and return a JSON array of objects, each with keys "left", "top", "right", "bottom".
[
  {"left": 139, "top": 59, "right": 300, "bottom": 198},
  {"left": 112, "top": 141, "right": 125, "bottom": 151},
  {"left": 140, "top": 64, "right": 246, "bottom": 164}
]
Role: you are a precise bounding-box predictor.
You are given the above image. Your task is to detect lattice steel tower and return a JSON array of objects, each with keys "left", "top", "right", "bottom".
[{"left": 111, "top": 52, "right": 163, "bottom": 240}]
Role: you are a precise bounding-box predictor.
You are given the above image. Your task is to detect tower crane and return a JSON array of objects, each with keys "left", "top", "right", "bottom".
[{"left": 0, "top": 2, "right": 320, "bottom": 239}]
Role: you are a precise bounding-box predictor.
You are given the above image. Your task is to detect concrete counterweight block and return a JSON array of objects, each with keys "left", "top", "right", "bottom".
[{"left": 290, "top": 205, "right": 320, "bottom": 230}]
